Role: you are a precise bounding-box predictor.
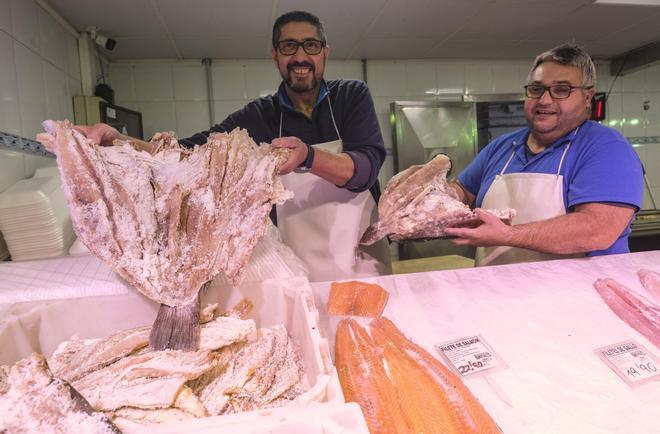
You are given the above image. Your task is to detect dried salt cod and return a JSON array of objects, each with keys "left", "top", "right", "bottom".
[
  {"left": 0, "top": 353, "right": 120, "bottom": 434},
  {"left": 50, "top": 326, "right": 151, "bottom": 383},
  {"left": 72, "top": 349, "right": 215, "bottom": 411},
  {"left": 361, "top": 154, "right": 515, "bottom": 245},
  {"left": 37, "top": 120, "right": 292, "bottom": 350},
  {"left": 50, "top": 314, "right": 257, "bottom": 384},
  {"left": 199, "top": 325, "right": 304, "bottom": 415}
]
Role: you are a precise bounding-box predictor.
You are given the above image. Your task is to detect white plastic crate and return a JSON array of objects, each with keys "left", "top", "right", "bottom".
[{"left": 0, "top": 276, "right": 356, "bottom": 432}]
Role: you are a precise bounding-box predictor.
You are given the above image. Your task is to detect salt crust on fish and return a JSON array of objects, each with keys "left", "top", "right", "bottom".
[
  {"left": 50, "top": 315, "right": 257, "bottom": 385},
  {"left": 37, "top": 120, "right": 292, "bottom": 307},
  {"left": 198, "top": 325, "right": 304, "bottom": 415},
  {"left": 361, "top": 154, "right": 515, "bottom": 245},
  {"left": 0, "top": 353, "right": 118, "bottom": 434}
]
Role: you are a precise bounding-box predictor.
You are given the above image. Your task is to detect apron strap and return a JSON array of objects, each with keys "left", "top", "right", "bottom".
[
  {"left": 500, "top": 150, "right": 516, "bottom": 175},
  {"left": 326, "top": 95, "right": 341, "bottom": 141},
  {"left": 556, "top": 126, "right": 579, "bottom": 177}
]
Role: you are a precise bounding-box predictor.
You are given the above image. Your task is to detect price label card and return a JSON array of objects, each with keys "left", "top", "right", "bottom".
[
  {"left": 595, "top": 340, "right": 660, "bottom": 388},
  {"left": 435, "top": 335, "right": 506, "bottom": 378}
]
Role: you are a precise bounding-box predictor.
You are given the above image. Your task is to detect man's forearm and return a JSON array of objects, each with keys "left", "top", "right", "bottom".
[
  {"left": 311, "top": 150, "right": 355, "bottom": 186},
  {"left": 505, "top": 204, "right": 634, "bottom": 254},
  {"left": 116, "top": 134, "right": 155, "bottom": 153}
]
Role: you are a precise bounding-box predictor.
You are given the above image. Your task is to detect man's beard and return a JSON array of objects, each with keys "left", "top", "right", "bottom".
[{"left": 284, "top": 61, "right": 320, "bottom": 93}]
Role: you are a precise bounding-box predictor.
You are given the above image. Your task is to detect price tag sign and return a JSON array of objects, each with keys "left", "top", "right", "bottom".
[
  {"left": 595, "top": 340, "right": 660, "bottom": 388},
  {"left": 435, "top": 335, "right": 506, "bottom": 378}
]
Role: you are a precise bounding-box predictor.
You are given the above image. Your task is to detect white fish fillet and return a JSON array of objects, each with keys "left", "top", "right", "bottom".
[
  {"left": 361, "top": 155, "right": 515, "bottom": 245},
  {"left": 72, "top": 350, "right": 215, "bottom": 411},
  {"left": 199, "top": 325, "right": 302, "bottom": 415},
  {"left": 594, "top": 278, "right": 660, "bottom": 348},
  {"left": 638, "top": 268, "right": 660, "bottom": 303},
  {"left": 50, "top": 327, "right": 150, "bottom": 383}
]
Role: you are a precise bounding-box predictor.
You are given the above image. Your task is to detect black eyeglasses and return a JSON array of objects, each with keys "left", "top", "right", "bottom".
[
  {"left": 275, "top": 39, "right": 326, "bottom": 56},
  {"left": 524, "top": 84, "right": 593, "bottom": 99}
]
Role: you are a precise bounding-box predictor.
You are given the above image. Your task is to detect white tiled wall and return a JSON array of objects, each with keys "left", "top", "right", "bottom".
[
  {"left": 0, "top": 0, "right": 82, "bottom": 192},
  {"left": 109, "top": 59, "right": 363, "bottom": 139}
]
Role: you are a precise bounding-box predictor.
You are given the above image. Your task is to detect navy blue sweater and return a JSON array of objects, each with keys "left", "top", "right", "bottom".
[{"left": 180, "top": 79, "right": 386, "bottom": 203}]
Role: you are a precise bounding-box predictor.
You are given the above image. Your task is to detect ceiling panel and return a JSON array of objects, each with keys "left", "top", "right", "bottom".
[
  {"left": 348, "top": 38, "right": 439, "bottom": 59},
  {"left": 157, "top": 0, "right": 272, "bottom": 38},
  {"left": 366, "top": 0, "right": 491, "bottom": 39},
  {"left": 107, "top": 37, "right": 180, "bottom": 59},
  {"left": 277, "top": 0, "right": 388, "bottom": 37},
  {"left": 175, "top": 37, "right": 271, "bottom": 59},
  {"left": 428, "top": 40, "right": 542, "bottom": 59},
  {"left": 451, "top": 1, "right": 580, "bottom": 40},
  {"left": 49, "top": 0, "right": 162, "bottom": 37},
  {"left": 537, "top": 4, "right": 660, "bottom": 41},
  {"left": 45, "top": 0, "right": 660, "bottom": 60}
]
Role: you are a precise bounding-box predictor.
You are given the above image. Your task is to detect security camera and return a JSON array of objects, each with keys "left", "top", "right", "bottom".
[
  {"left": 87, "top": 26, "right": 116, "bottom": 51},
  {"left": 94, "top": 34, "right": 116, "bottom": 51}
]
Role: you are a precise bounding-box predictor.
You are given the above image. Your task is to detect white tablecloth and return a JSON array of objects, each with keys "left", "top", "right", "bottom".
[{"left": 311, "top": 251, "right": 660, "bottom": 434}]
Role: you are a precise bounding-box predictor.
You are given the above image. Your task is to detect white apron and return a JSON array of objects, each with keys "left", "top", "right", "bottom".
[
  {"left": 276, "top": 98, "right": 392, "bottom": 282},
  {"left": 475, "top": 128, "right": 584, "bottom": 266}
]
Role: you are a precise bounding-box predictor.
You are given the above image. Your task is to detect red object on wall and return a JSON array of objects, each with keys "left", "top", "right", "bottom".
[{"left": 591, "top": 93, "right": 606, "bottom": 121}]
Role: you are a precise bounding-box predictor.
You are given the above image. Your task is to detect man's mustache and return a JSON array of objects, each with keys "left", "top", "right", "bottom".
[{"left": 287, "top": 62, "right": 315, "bottom": 72}]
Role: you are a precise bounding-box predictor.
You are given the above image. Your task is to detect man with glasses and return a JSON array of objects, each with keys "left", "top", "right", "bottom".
[
  {"left": 444, "top": 43, "right": 643, "bottom": 266},
  {"left": 76, "top": 10, "right": 390, "bottom": 281}
]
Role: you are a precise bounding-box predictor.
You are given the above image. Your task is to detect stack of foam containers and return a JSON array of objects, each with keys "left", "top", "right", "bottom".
[
  {"left": 0, "top": 173, "right": 74, "bottom": 261},
  {"left": 0, "top": 276, "right": 368, "bottom": 433}
]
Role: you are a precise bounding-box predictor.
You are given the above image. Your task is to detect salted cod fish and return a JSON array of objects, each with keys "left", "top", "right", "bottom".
[
  {"left": 49, "top": 314, "right": 256, "bottom": 384},
  {"left": 37, "top": 120, "right": 292, "bottom": 351},
  {"left": 361, "top": 154, "right": 515, "bottom": 245},
  {"left": 0, "top": 353, "right": 121, "bottom": 434}
]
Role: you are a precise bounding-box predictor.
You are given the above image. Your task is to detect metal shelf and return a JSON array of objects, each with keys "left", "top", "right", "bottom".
[
  {"left": 626, "top": 136, "right": 660, "bottom": 145},
  {"left": 0, "top": 130, "right": 52, "bottom": 157}
]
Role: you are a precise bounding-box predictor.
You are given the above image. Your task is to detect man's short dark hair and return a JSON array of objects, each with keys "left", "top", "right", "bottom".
[{"left": 272, "top": 11, "right": 326, "bottom": 47}]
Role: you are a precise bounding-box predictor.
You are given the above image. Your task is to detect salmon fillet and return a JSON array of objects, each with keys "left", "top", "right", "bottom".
[
  {"left": 335, "top": 317, "right": 501, "bottom": 433},
  {"left": 328, "top": 281, "right": 389, "bottom": 318},
  {"left": 335, "top": 319, "right": 411, "bottom": 433}
]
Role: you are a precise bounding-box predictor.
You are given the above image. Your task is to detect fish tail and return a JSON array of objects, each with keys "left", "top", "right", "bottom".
[{"left": 149, "top": 294, "right": 200, "bottom": 351}]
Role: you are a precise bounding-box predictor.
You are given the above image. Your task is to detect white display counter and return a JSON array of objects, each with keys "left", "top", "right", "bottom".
[{"left": 312, "top": 250, "right": 660, "bottom": 434}]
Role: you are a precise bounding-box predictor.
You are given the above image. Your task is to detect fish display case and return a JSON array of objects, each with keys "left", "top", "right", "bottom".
[{"left": 311, "top": 250, "right": 660, "bottom": 434}]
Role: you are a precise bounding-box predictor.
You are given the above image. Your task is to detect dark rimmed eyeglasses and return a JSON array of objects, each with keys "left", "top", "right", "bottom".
[
  {"left": 275, "top": 39, "right": 326, "bottom": 56},
  {"left": 524, "top": 84, "right": 594, "bottom": 99}
]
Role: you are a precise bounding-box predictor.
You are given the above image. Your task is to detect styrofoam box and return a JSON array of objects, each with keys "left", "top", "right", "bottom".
[{"left": 0, "top": 276, "right": 361, "bottom": 432}]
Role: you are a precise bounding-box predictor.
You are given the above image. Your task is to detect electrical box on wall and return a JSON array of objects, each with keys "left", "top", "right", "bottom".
[
  {"left": 73, "top": 96, "right": 143, "bottom": 140},
  {"left": 590, "top": 92, "right": 606, "bottom": 121}
]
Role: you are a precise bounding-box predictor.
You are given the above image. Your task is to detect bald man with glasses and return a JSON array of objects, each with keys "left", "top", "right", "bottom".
[{"left": 444, "top": 43, "right": 643, "bottom": 266}]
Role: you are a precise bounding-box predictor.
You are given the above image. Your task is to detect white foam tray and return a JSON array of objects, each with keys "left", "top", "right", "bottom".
[{"left": 0, "top": 276, "right": 352, "bottom": 432}]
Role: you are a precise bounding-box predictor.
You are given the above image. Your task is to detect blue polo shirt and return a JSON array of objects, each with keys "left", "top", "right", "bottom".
[{"left": 458, "top": 120, "right": 644, "bottom": 256}]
